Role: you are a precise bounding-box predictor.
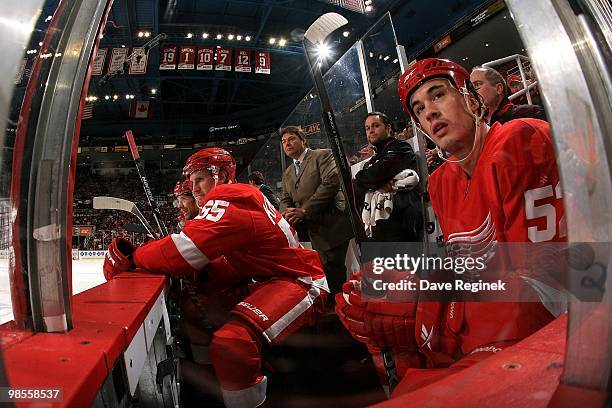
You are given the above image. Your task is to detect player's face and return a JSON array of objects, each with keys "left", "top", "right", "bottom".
[
  {"left": 281, "top": 132, "right": 306, "bottom": 159},
  {"left": 364, "top": 115, "right": 390, "bottom": 145},
  {"left": 470, "top": 69, "right": 502, "bottom": 113},
  {"left": 410, "top": 78, "right": 479, "bottom": 156},
  {"left": 177, "top": 195, "right": 199, "bottom": 220},
  {"left": 190, "top": 169, "right": 217, "bottom": 206}
]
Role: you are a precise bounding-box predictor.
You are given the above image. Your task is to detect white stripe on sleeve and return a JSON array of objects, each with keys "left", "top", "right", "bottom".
[{"left": 170, "top": 231, "right": 210, "bottom": 270}]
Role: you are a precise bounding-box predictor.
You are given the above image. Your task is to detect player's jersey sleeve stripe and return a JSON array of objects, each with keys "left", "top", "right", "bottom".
[{"left": 170, "top": 231, "right": 210, "bottom": 270}]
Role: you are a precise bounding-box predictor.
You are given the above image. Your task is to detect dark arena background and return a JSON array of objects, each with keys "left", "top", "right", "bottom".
[{"left": 0, "top": 0, "right": 611, "bottom": 407}]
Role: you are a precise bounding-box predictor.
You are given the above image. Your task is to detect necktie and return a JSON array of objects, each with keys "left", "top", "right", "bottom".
[{"left": 295, "top": 160, "right": 301, "bottom": 176}]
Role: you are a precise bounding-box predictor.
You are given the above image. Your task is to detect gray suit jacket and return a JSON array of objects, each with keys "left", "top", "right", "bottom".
[{"left": 280, "top": 149, "right": 353, "bottom": 251}]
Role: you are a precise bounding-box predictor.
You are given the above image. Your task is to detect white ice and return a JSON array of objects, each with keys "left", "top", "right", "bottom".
[{"left": 0, "top": 258, "right": 105, "bottom": 325}]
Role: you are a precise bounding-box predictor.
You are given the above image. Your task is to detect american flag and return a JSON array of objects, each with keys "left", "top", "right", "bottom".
[
  {"left": 82, "top": 104, "right": 93, "bottom": 120},
  {"left": 323, "top": 0, "right": 364, "bottom": 13}
]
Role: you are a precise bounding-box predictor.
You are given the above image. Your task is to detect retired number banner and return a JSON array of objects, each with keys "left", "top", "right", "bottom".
[
  {"left": 129, "top": 47, "right": 148, "bottom": 74},
  {"left": 255, "top": 51, "right": 270, "bottom": 74},
  {"left": 215, "top": 48, "right": 232, "bottom": 71},
  {"left": 197, "top": 47, "right": 214, "bottom": 70},
  {"left": 91, "top": 48, "right": 107, "bottom": 75},
  {"left": 235, "top": 49, "right": 252, "bottom": 72},
  {"left": 108, "top": 48, "right": 128, "bottom": 74},
  {"left": 160, "top": 46, "right": 177, "bottom": 70},
  {"left": 178, "top": 46, "right": 195, "bottom": 69}
]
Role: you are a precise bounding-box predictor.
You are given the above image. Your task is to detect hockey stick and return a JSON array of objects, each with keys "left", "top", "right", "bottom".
[
  {"left": 93, "top": 196, "right": 157, "bottom": 238},
  {"left": 303, "top": 13, "right": 366, "bottom": 244},
  {"left": 125, "top": 130, "right": 168, "bottom": 236},
  {"left": 303, "top": 13, "right": 397, "bottom": 393}
]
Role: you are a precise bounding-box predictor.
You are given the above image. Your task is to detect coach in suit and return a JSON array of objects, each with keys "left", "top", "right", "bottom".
[{"left": 280, "top": 126, "right": 354, "bottom": 297}]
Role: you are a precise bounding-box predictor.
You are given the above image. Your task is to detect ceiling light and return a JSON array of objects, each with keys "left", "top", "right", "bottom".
[
  {"left": 125, "top": 95, "right": 130, "bottom": 99},
  {"left": 365, "top": 5, "right": 373, "bottom": 12},
  {"left": 369, "top": 52, "right": 374, "bottom": 58},
  {"left": 236, "top": 35, "right": 242, "bottom": 40},
  {"left": 113, "top": 95, "right": 118, "bottom": 100},
  {"left": 365, "top": 0, "right": 372, "bottom": 4},
  {"left": 138, "top": 31, "right": 144, "bottom": 37},
  {"left": 269, "top": 38, "right": 276, "bottom": 44},
  {"left": 216, "top": 33, "right": 223, "bottom": 39},
  {"left": 105, "top": 95, "right": 110, "bottom": 100},
  {"left": 187, "top": 33, "right": 193, "bottom": 38},
  {"left": 383, "top": 55, "right": 390, "bottom": 61},
  {"left": 121, "top": 44, "right": 125, "bottom": 48},
  {"left": 245, "top": 36, "right": 251, "bottom": 41},
  {"left": 485, "top": 43, "right": 489, "bottom": 47},
  {"left": 202, "top": 33, "right": 209, "bottom": 38},
  {"left": 315, "top": 42, "right": 331, "bottom": 60},
  {"left": 144, "top": 32, "right": 150, "bottom": 37},
  {"left": 151, "top": 88, "right": 157, "bottom": 94},
  {"left": 393, "top": 58, "right": 398, "bottom": 64},
  {"left": 38, "top": 42, "right": 43, "bottom": 46},
  {"left": 342, "top": 31, "right": 350, "bottom": 37},
  {"left": 279, "top": 38, "right": 287, "bottom": 46},
  {"left": 228, "top": 34, "right": 234, "bottom": 40}
]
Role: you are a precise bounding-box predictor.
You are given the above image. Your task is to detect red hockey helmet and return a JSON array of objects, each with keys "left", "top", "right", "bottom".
[
  {"left": 506, "top": 74, "right": 521, "bottom": 85},
  {"left": 173, "top": 178, "right": 193, "bottom": 197},
  {"left": 183, "top": 147, "right": 236, "bottom": 183},
  {"left": 398, "top": 58, "right": 471, "bottom": 121}
]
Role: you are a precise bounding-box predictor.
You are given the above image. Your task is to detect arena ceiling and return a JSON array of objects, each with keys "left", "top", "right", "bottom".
[{"left": 80, "top": 0, "right": 495, "bottom": 145}]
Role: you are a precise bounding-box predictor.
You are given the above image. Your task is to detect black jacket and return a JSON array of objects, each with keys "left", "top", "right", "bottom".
[
  {"left": 258, "top": 184, "right": 280, "bottom": 210},
  {"left": 354, "top": 137, "right": 423, "bottom": 242},
  {"left": 491, "top": 100, "right": 546, "bottom": 125}
]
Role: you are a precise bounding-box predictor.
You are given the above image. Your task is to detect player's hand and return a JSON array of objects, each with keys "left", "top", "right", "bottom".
[
  {"left": 335, "top": 279, "right": 370, "bottom": 344},
  {"left": 103, "top": 238, "right": 136, "bottom": 280}
]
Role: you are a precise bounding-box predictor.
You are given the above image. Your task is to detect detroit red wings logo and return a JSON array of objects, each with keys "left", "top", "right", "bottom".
[{"left": 446, "top": 211, "right": 497, "bottom": 278}]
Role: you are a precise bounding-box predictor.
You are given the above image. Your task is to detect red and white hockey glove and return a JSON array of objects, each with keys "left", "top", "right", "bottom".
[{"left": 103, "top": 238, "right": 136, "bottom": 280}]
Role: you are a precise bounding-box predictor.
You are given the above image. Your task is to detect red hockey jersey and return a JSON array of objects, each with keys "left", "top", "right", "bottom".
[{"left": 132, "top": 183, "right": 327, "bottom": 290}]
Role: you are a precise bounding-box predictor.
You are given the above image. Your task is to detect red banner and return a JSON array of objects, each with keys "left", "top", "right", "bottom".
[
  {"left": 215, "top": 48, "right": 232, "bottom": 71},
  {"left": 129, "top": 47, "right": 148, "bottom": 74},
  {"left": 91, "top": 48, "right": 107, "bottom": 75},
  {"left": 160, "top": 46, "right": 177, "bottom": 70},
  {"left": 235, "top": 49, "right": 252, "bottom": 72},
  {"left": 255, "top": 51, "right": 270, "bottom": 74},
  {"left": 197, "top": 47, "right": 214, "bottom": 70},
  {"left": 73, "top": 225, "right": 94, "bottom": 237},
  {"left": 178, "top": 46, "right": 195, "bottom": 69}
]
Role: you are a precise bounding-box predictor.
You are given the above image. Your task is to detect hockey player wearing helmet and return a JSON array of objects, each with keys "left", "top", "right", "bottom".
[
  {"left": 104, "top": 147, "right": 328, "bottom": 408},
  {"left": 336, "top": 58, "right": 562, "bottom": 398},
  {"left": 174, "top": 178, "right": 199, "bottom": 226}
]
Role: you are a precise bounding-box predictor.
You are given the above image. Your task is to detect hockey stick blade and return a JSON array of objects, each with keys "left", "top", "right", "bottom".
[
  {"left": 304, "top": 13, "right": 348, "bottom": 44},
  {"left": 93, "top": 196, "right": 157, "bottom": 238}
]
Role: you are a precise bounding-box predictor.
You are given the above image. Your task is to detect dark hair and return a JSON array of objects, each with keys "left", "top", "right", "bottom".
[
  {"left": 248, "top": 171, "right": 264, "bottom": 185},
  {"left": 472, "top": 66, "right": 508, "bottom": 98},
  {"left": 364, "top": 111, "right": 392, "bottom": 128},
  {"left": 280, "top": 126, "right": 306, "bottom": 141}
]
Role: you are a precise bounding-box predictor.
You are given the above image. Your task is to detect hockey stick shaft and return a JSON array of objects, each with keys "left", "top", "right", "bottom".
[{"left": 125, "top": 130, "right": 168, "bottom": 236}]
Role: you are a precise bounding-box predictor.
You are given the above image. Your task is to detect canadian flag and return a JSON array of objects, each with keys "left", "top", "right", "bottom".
[{"left": 129, "top": 100, "right": 154, "bottom": 118}]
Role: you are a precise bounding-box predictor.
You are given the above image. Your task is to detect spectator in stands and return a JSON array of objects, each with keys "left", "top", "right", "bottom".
[
  {"left": 354, "top": 112, "right": 423, "bottom": 242},
  {"left": 280, "top": 126, "right": 353, "bottom": 297},
  {"left": 470, "top": 66, "right": 545, "bottom": 125},
  {"left": 248, "top": 171, "right": 279, "bottom": 210}
]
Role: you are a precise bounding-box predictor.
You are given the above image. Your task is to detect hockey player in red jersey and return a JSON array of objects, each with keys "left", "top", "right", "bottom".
[
  {"left": 336, "top": 58, "right": 562, "bottom": 397},
  {"left": 104, "top": 148, "right": 328, "bottom": 408},
  {"left": 174, "top": 178, "right": 199, "bottom": 226}
]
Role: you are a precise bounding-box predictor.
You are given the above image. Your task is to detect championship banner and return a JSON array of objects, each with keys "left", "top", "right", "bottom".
[
  {"left": 15, "top": 58, "right": 27, "bottom": 84},
  {"left": 255, "top": 51, "right": 270, "bottom": 74},
  {"left": 108, "top": 48, "right": 128, "bottom": 74},
  {"left": 215, "top": 47, "right": 232, "bottom": 71},
  {"left": 129, "top": 47, "right": 148, "bottom": 74},
  {"left": 91, "top": 48, "right": 107, "bottom": 75},
  {"left": 160, "top": 46, "right": 177, "bottom": 70},
  {"left": 178, "top": 46, "right": 195, "bottom": 70},
  {"left": 197, "top": 47, "right": 214, "bottom": 70},
  {"left": 235, "top": 48, "right": 252, "bottom": 72}
]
